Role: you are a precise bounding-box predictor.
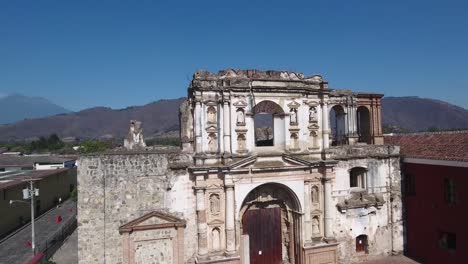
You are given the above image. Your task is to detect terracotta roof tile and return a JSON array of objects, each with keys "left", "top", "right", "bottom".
[{"left": 384, "top": 131, "right": 468, "bottom": 162}]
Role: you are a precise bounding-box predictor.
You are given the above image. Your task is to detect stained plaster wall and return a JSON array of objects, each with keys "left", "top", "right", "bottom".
[
  {"left": 77, "top": 151, "right": 196, "bottom": 264},
  {"left": 328, "top": 152, "right": 403, "bottom": 263}
]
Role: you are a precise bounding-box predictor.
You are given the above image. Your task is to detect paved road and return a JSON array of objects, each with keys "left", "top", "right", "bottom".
[{"left": 0, "top": 199, "right": 76, "bottom": 264}]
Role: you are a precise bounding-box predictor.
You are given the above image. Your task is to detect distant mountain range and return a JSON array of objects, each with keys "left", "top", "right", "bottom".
[
  {"left": 382, "top": 97, "right": 468, "bottom": 131},
  {"left": 0, "top": 97, "right": 185, "bottom": 141},
  {"left": 0, "top": 94, "right": 70, "bottom": 124},
  {"left": 0, "top": 96, "right": 467, "bottom": 142}
]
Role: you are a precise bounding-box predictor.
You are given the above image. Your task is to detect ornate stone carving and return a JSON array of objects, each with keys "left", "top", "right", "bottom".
[
  {"left": 287, "top": 100, "right": 301, "bottom": 109},
  {"left": 211, "top": 228, "right": 221, "bottom": 251},
  {"left": 207, "top": 133, "right": 217, "bottom": 153},
  {"left": 290, "top": 133, "right": 299, "bottom": 150},
  {"left": 210, "top": 194, "right": 220, "bottom": 214},
  {"left": 309, "top": 106, "right": 318, "bottom": 123},
  {"left": 237, "top": 134, "right": 247, "bottom": 153},
  {"left": 290, "top": 108, "right": 298, "bottom": 125},
  {"left": 124, "top": 120, "right": 146, "bottom": 150},
  {"left": 207, "top": 106, "right": 217, "bottom": 124},
  {"left": 312, "top": 216, "right": 320, "bottom": 236},
  {"left": 336, "top": 192, "right": 385, "bottom": 213},
  {"left": 311, "top": 186, "right": 319, "bottom": 204},
  {"left": 236, "top": 109, "right": 245, "bottom": 126}
]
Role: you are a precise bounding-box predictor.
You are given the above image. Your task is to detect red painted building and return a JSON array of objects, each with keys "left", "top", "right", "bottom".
[{"left": 386, "top": 131, "right": 468, "bottom": 264}]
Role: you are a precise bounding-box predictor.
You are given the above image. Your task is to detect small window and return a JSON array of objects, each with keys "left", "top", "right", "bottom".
[
  {"left": 439, "top": 232, "right": 456, "bottom": 250},
  {"left": 444, "top": 178, "right": 456, "bottom": 204},
  {"left": 405, "top": 173, "right": 416, "bottom": 196},
  {"left": 0, "top": 168, "right": 5, "bottom": 172},
  {"left": 350, "top": 167, "right": 367, "bottom": 189},
  {"left": 356, "top": 235, "right": 368, "bottom": 253}
]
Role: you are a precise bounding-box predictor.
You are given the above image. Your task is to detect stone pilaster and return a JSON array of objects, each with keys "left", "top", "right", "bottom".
[
  {"left": 195, "top": 187, "right": 208, "bottom": 256},
  {"left": 225, "top": 184, "right": 236, "bottom": 254},
  {"left": 323, "top": 177, "right": 334, "bottom": 239},
  {"left": 223, "top": 98, "right": 232, "bottom": 155},
  {"left": 304, "top": 182, "right": 312, "bottom": 242},
  {"left": 321, "top": 102, "right": 330, "bottom": 149},
  {"left": 195, "top": 98, "right": 203, "bottom": 154}
]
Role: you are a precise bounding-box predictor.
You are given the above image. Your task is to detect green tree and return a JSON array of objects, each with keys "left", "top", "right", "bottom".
[{"left": 80, "top": 139, "right": 109, "bottom": 153}]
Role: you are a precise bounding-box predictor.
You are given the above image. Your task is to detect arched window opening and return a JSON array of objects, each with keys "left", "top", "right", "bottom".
[
  {"left": 252, "top": 100, "right": 284, "bottom": 147},
  {"left": 330, "top": 105, "right": 346, "bottom": 146},
  {"left": 254, "top": 114, "right": 274, "bottom": 146},
  {"left": 357, "top": 106, "right": 371, "bottom": 144},
  {"left": 350, "top": 167, "right": 367, "bottom": 189},
  {"left": 356, "top": 235, "right": 368, "bottom": 253}
]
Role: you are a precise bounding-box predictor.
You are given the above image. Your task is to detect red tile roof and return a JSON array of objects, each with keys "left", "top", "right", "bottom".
[{"left": 384, "top": 131, "right": 468, "bottom": 162}]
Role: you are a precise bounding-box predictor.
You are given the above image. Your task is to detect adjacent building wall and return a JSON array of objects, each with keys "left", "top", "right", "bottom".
[
  {"left": 77, "top": 151, "right": 196, "bottom": 264},
  {"left": 403, "top": 162, "right": 468, "bottom": 264},
  {"left": 0, "top": 168, "right": 76, "bottom": 238}
]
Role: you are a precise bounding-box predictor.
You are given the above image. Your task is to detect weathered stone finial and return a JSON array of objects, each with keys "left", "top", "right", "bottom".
[{"left": 124, "top": 120, "right": 146, "bottom": 150}]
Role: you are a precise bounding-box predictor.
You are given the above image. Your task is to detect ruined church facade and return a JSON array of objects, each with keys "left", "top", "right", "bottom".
[{"left": 78, "top": 69, "right": 403, "bottom": 264}]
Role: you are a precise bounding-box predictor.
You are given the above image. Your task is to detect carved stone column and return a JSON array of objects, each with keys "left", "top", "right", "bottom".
[
  {"left": 225, "top": 183, "right": 236, "bottom": 254},
  {"left": 223, "top": 98, "right": 232, "bottom": 155},
  {"left": 374, "top": 100, "right": 384, "bottom": 145},
  {"left": 195, "top": 187, "right": 208, "bottom": 256},
  {"left": 323, "top": 177, "right": 334, "bottom": 239},
  {"left": 321, "top": 102, "right": 330, "bottom": 149}
]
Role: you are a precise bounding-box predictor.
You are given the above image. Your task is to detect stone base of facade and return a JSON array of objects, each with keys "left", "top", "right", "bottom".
[
  {"left": 196, "top": 255, "right": 240, "bottom": 264},
  {"left": 303, "top": 243, "right": 339, "bottom": 264}
]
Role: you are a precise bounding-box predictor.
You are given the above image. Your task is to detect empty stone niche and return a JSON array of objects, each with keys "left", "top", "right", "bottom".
[{"left": 119, "top": 211, "right": 186, "bottom": 264}]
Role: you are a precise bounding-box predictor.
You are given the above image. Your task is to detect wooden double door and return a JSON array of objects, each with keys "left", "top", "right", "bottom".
[{"left": 242, "top": 207, "right": 282, "bottom": 264}]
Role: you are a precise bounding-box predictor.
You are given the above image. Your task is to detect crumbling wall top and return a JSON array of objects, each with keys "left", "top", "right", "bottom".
[{"left": 193, "top": 69, "right": 324, "bottom": 83}]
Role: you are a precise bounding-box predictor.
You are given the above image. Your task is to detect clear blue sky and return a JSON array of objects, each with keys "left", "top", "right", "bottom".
[{"left": 1, "top": 0, "right": 468, "bottom": 111}]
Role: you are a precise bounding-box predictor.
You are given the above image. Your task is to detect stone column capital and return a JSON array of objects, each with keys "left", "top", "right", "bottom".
[
  {"left": 322, "top": 176, "right": 334, "bottom": 183},
  {"left": 193, "top": 186, "right": 206, "bottom": 192}
]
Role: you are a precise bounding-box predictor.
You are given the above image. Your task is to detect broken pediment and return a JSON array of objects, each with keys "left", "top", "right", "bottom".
[
  {"left": 229, "top": 154, "right": 318, "bottom": 170},
  {"left": 287, "top": 100, "right": 301, "bottom": 109},
  {"left": 119, "top": 211, "right": 186, "bottom": 234},
  {"left": 205, "top": 125, "right": 218, "bottom": 133},
  {"left": 208, "top": 219, "right": 225, "bottom": 225},
  {"left": 233, "top": 97, "right": 248, "bottom": 107}
]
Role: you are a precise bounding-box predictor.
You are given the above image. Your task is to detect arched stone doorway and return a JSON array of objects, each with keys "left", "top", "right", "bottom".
[
  {"left": 357, "top": 106, "right": 371, "bottom": 144},
  {"left": 330, "top": 105, "right": 346, "bottom": 146},
  {"left": 252, "top": 100, "right": 285, "bottom": 148},
  {"left": 240, "top": 183, "right": 302, "bottom": 264}
]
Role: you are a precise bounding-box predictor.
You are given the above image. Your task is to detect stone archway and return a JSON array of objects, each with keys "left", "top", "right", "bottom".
[
  {"left": 357, "top": 106, "right": 371, "bottom": 144},
  {"left": 240, "top": 183, "right": 302, "bottom": 264},
  {"left": 252, "top": 100, "right": 285, "bottom": 147},
  {"left": 329, "top": 105, "right": 346, "bottom": 146}
]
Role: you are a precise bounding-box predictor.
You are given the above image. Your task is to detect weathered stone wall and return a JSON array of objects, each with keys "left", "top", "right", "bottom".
[{"left": 78, "top": 151, "right": 196, "bottom": 264}]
